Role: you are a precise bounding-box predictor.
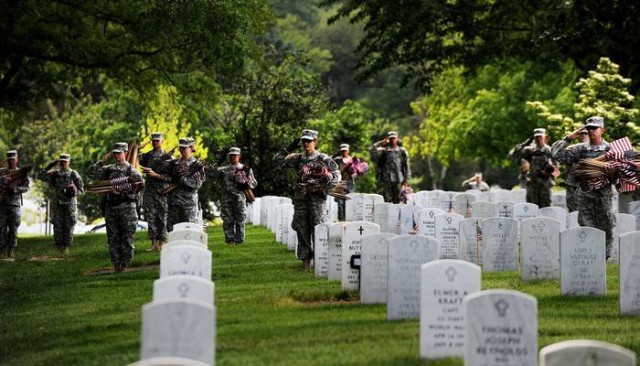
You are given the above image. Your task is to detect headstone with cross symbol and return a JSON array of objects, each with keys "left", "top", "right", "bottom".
[
  {"left": 560, "top": 226, "right": 606, "bottom": 296},
  {"left": 434, "top": 213, "right": 464, "bottom": 259},
  {"left": 416, "top": 208, "right": 445, "bottom": 237},
  {"left": 360, "top": 233, "right": 398, "bottom": 304},
  {"left": 495, "top": 201, "right": 514, "bottom": 218},
  {"left": 464, "top": 290, "right": 537, "bottom": 366},
  {"left": 539, "top": 339, "right": 636, "bottom": 366},
  {"left": 620, "top": 231, "right": 640, "bottom": 315},
  {"left": 160, "top": 244, "right": 212, "bottom": 280},
  {"left": 373, "top": 202, "right": 393, "bottom": 232},
  {"left": 458, "top": 217, "right": 483, "bottom": 265},
  {"left": 481, "top": 217, "right": 518, "bottom": 272},
  {"left": 341, "top": 222, "right": 380, "bottom": 291},
  {"left": 313, "top": 223, "right": 330, "bottom": 277},
  {"left": 539, "top": 206, "right": 567, "bottom": 231},
  {"left": 153, "top": 275, "right": 215, "bottom": 305},
  {"left": 327, "top": 222, "right": 345, "bottom": 281},
  {"left": 420, "top": 259, "right": 481, "bottom": 359},
  {"left": 520, "top": 217, "right": 560, "bottom": 281},
  {"left": 167, "top": 229, "right": 207, "bottom": 247}
]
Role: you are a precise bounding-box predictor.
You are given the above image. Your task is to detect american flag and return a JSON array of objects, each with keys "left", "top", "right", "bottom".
[{"left": 606, "top": 137, "right": 634, "bottom": 160}]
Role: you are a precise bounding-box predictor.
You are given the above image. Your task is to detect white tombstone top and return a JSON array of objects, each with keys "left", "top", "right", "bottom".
[
  {"left": 128, "top": 357, "right": 210, "bottom": 366},
  {"left": 341, "top": 222, "right": 380, "bottom": 291},
  {"left": 567, "top": 211, "right": 579, "bottom": 229},
  {"left": 172, "top": 222, "right": 204, "bottom": 232},
  {"left": 464, "top": 289, "right": 537, "bottom": 366},
  {"left": 619, "top": 232, "right": 640, "bottom": 315},
  {"left": 141, "top": 299, "right": 215, "bottom": 366},
  {"left": 481, "top": 217, "right": 518, "bottom": 272},
  {"left": 471, "top": 201, "right": 495, "bottom": 218},
  {"left": 434, "top": 213, "right": 464, "bottom": 259},
  {"left": 399, "top": 205, "right": 421, "bottom": 235},
  {"left": 509, "top": 189, "right": 527, "bottom": 203},
  {"left": 413, "top": 190, "right": 431, "bottom": 207},
  {"left": 327, "top": 222, "right": 345, "bottom": 281},
  {"left": 539, "top": 206, "right": 567, "bottom": 231},
  {"left": 493, "top": 189, "right": 512, "bottom": 203},
  {"left": 360, "top": 233, "right": 397, "bottom": 304},
  {"left": 629, "top": 201, "right": 640, "bottom": 230},
  {"left": 539, "top": 339, "right": 636, "bottom": 366},
  {"left": 416, "top": 207, "right": 445, "bottom": 237},
  {"left": 513, "top": 202, "right": 539, "bottom": 221},
  {"left": 387, "top": 235, "right": 439, "bottom": 320},
  {"left": 494, "top": 201, "right": 514, "bottom": 218},
  {"left": 420, "top": 259, "right": 481, "bottom": 359},
  {"left": 160, "top": 245, "right": 212, "bottom": 280},
  {"left": 386, "top": 204, "right": 402, "bottom": 235},
  {"left": 609, "top": 213, "right": 637, "bottom": 263},
  {"left": 560, "top": 227, "right": 606, "bottom": 296},
  {"left": 520, "top": 217, "right": 561, "bottom": 281},
  {"left": 250, "top": 197, "right": 261, "bottom": 225},
  {"left": 453, "top": 193, "right": 476, "bottom": 218},
  {"left": 153, "top": 275, "right": 214, "bottom": 305},
  {"left": 458, "top": 217, "right": 483, "bottom": 265},
  {"left": 362, "top": 194, "right": 384, "bottom": 222},
  {"left": 373, "top": 202, "right": 393, "bottom": 232},
  {"left": 168, "top": 228, "right": 208, "bottom": 247}
]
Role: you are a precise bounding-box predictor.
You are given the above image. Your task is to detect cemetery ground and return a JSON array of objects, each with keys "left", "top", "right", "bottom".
[{"left": 1, "top": 226, "right": 640, "bottom": 366}]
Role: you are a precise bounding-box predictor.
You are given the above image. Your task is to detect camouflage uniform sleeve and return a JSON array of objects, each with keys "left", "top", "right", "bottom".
[
  {"left": 369, "top": 141, "right": 384, "bottom": 162},
  {"left": 551, "top": 137, "right": 581, "bottom": 164},
  {"left": 36, "top": 169, "right": 53, "bottom": 183},
  {"left": 509, "top": 139, "right": 533, "bottom": 163},
  {"left": 130, "top": 167, "right": 144, "bottom": 184},
  {"left": 322, "top": 154, "right": 341, "bottom": 189},
  {"left": 72, "top": 170, "right": 85, "bottom": 194},
  {"left": 13, "top": 176, "right": 29, "bottom": 193},
  {"left": 87, "top": 161, "right": 107, "bottom": 180},
  {"left": 273, "top": 150, "right": 298, "bottom": 170},
  {"left": 401, "top": 148, "right": 411, "bottom": 180},
  {"left": 179, "top": 163, "right": 205, "bottom": 189}
]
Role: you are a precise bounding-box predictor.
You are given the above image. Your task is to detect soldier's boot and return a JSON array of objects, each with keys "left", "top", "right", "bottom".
[
  {"left": 63, "top": 247, "right": 70, "bottom": 256},
  {"left": 8, "top": 248, "right": 15, "bottom": 259},
  {"left": 147, "top": 240, "right": 157, "bottom": 252},
  {"left": 114, "top": 263, "right": 123, "bottom": 272},
  {"left": 158, "top": 241, "right": 165, "bottom": 251},
  {"left": 302, "top": 259, "right": 311, "bottom": 272}
]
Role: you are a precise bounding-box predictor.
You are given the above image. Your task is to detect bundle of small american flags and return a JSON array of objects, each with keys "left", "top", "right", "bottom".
[{"left": 574, "top": 137, "right": 639, "bottom": 192}]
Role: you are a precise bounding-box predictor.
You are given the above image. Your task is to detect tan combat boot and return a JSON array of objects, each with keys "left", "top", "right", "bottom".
[
  {"left": 8, "top": 249, "right": 15, "bottom": 259},
  {"left": 302, "top": 259, "right": 311, "bottom": 272}
]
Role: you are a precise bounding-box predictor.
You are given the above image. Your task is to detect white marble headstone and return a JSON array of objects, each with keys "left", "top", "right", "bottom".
[
  {"left": 128, "top": 356, "right": 210, "bottom": 366},
  {"left": 420, "top": 260, "right": 481, "bottom": 359},
  {"left": 513, "top": 203, "right": 539, "bottom": 222},
  {"left": 360, "top": 233, "right": 397, "bottom": 304},
  {"left": 551, "top": 192, "right": 567, "bottom": 208},
  {"left": 453, "top": 193, "right": 476, "bottom": 218},
  {"left": 494, "top": 201, "right": 514, "bottom": 218},
  {"left": 471, "top": 201, "right": 495, "bottom": 218},
  {"left": 168, "top": 229, "right": 207, "bottom": 247},
  {"left": 509, "top": 189, "right": 527, "bottom": 203},
  {"left": 414, "top": 190, "right": 430, "bottom": 207},
  {"left": 619, "top": 232, "right": 640, "bottom": 315},
  {"left": 434, "top": 213, "right": 464, "bottom": 259},
  {"left": 313, "top": 223, "right": 330, "bottom": 277},
  {"left": 387, "top": 235, "right": 439, "bottom": 320},
  {"left": 386, "top": 204, "right": 402, "bottom": 235},
  {"left": 477, "top": 191, "right": 496, "bottom": 203},
  {"left": 172, "top": 222, "right": 204, "bottom": 232},
  {"left": 629, "top": 201, "right": 640, "bottom": 230},
  {"left": 539, "top": 206, "right": 567, "bottom": 231},
  {"left": 609, "top": 213, "right": 636, "bottom": 263},
  {"left": 567, "top": 211, "right": 579, "bottom": 229},
  {"left": 560, "top": 227, "right": 606, "bottom": 296},
  {"left": 493, "top": 189, "right": 512, "bottom": 203},
  {"left": 481, "top": 217, "right": 518, "bottom": 272},
  {"left": 153, "top": 275, "right": 214, "bottom": 305},
  {"left": 399, "top": 205, "right": 421, "bottom": 235},
  {"left": 373, "top": 202, "right": 392, "bottom": 232},
  {"left": 160, "top": 245, "right": 212, "bottom": 280},
  {"left": 464, "top": 290, "right": 537, "bottom": 366},
  {"left": 327, "top": 223, "right": 345, "bottom": 281},
  {"left": 141, "top": 299, "right": 215, "bottom": 365},
  {"left": 520, "top": 217, "right": 561, "bottom": 281},
  {"left": 539, "top": 339, "right": 636, "bottom": 366},
  {"left": 362, "top": 194, "right": 384, "bottom": 222},
  {"left": 341, "top": 222, "right": 380, "bottom": 291},
  {"left": 458, "top": 218, "right": 483, "bottom": 265},
  {"left": 250, "top": 197, "right": 261, "bottom": 225},
  {"left": 416, "top": 208, "right": 445, "bottom": 237}
]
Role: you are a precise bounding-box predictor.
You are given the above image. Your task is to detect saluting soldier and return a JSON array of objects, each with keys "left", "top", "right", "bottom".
[
  {"left": 274, "top": 129, "right": 341, "bottom": 271},
  {"left": 207, "top": 147, "right": 257, "bottom": 244},
  {"left": 369, "top": 131, "right": 411, "bottom": 203},
  {"left": 166, "top": 137, "right": 205, "bottom": 230},
  {"left": 333, "top": 143, "right": 354, "bottom": 221},
  {"left": 0, "top": 150, "right": 30, "bottom": 259},
  {"left": 509, "top": 128, "right": 556, "bottom": 208},
  {"left": 36, "top": 153, "right": 84, "bottom": 255},
  {"left": 139, "top": 132, "right": 173, "bottom": 251},
  {"left": 87, "top": 142, "right": 143, "bottom": 272},
  {"left": 552, "top": 116, "right": 616, "bottom": 258}
]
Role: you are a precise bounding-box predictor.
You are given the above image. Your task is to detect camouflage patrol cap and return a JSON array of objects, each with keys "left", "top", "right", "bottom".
[
  {"left": 178, "top": 137, "right": 195, "bottom": 148},
  {"left": 585, "top": 116, "right": 604, "bottom": 128},
  {"left": 533, "top": 128, "right": 546, "bottom": 137},
  {"left": 387, "top": 131, "right": 398, "bottom": 139},
  {"left": 6, "top": 150, "right": 17, "bottom": 160},
  {"left": 228, "top": 147, "right": 241, "bottom": 155},
  {"left": 300, "top": 129, "right": 318, "bottom": 141},
  {"left": 59, "top": 153, "right": 70, "bottom": 162},
  {"left": 151, "top": 132, "right": 163, "bottom": 141},
  {"left": 339, "top": 143, "right": 350, "bottom": 151},
  {"left": 112, "top": 142, "right": 129, "bottom": 153}
]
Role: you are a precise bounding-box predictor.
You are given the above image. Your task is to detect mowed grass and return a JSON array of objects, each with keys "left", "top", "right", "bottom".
[{"left": 1, "top": 225, "right": 640, "bottom": 366}]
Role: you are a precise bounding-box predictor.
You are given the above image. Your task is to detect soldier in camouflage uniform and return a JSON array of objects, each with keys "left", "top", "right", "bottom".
[
  {"left": 552, "top": 116, "right": 616, "bottom": 258},
  {"left": 369, "top": 131, "right": 411, "bottom": 204},
  {"left": 0, "top": 150, "right": 30, "bottom": 259},
  {"left": 207, "top": 147, "right": 257, "bottom": 244},
  {"left": 166, "top": 137, "right": 205, "bottom": 231},
  {"left": 274, "top": 129, "right": 341, "bottom": 271},
  {"left": 87, "top": 142, "right": 143, "bottom": 272},
  {"left": 509, "top": 128, "right": 555, "bottom": 208},
  {"left": 139, "top": 132, "right": 173, "bottom": 251},
  {"left": 36, "top": 153, "right": 84, "bottom": 255},
  {"left": 564, "top": 130, "right": 590, "bottom": 212},
  {"left": 333, "top": 143, "right": 354, "bottom": 221}
]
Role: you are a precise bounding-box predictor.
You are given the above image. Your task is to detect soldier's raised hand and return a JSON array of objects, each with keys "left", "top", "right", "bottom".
[
  {"left": 102, "top": 152, "right": 113, "bottom": 162},
  {"left": 568, "top": 126, "right": 587, "bottom": 140},
  {"left": 286, "top": 138, "right": 300, "bottom": 152}
]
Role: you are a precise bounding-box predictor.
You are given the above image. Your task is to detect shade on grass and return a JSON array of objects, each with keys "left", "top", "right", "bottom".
[{"left": 1, "top": 225, "right": 640, "bottom": 365}]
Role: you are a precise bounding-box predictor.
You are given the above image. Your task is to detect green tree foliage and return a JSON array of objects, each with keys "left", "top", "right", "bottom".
[
  {"left": 0, "top": 0, "right": 271, "bottom": 111},
  {"left": 528, "top": 57, "right": 640, "bottom": 141},
  {"left": 322, "top": 0, "right": 640, "bottom": 93}
]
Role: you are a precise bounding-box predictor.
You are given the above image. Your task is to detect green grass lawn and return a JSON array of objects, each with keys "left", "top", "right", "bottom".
[{"left": 1, "top": 224, "right": 640, "bottom": 366}]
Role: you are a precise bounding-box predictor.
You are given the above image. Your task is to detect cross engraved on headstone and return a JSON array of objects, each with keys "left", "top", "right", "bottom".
[
  {"left": 178, "top": 283, "right": 190, "bottom": 297},
  {"left": 410, "top": 240, "right": 419, "bottom": 252},
  {"left": 579, "top": 231, "right": 587, "bottom": 243},
  {"left": 185, "top": 225, "right": 191, "bottom": 229},
  {"left": 498, "top": 222, "right": 503, "bottom": 230},
  {"left": 524, "top": 206, "right": 529, "bottom": 212},
  {"left": 503, "top": 204, "right": 508, "bottom": 210},
  {"left": 494, "top": 299, "right": 509, "bottom": 317},
  {"left": 181, "top": 252, "right": 192, "bottom": 264},
  {"left": 445, "top": 267, "right": 458, "bottom": 282},
  {"left": 429, "top": 211, "right": 435, "bottom": 218},
  {"left": 358, "top": 226, "right": 364, "bottom": 235},
  {"left": 446, "top": 217, "right": 452, "bottom": 225}
]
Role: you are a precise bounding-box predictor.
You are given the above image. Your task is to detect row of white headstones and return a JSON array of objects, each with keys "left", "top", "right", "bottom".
[
  {"left": 254, "top": 193, "right": 640, "bottom": 364},
  {"left": 129, "top": 223, "right": 215, "bottom": 366}
]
